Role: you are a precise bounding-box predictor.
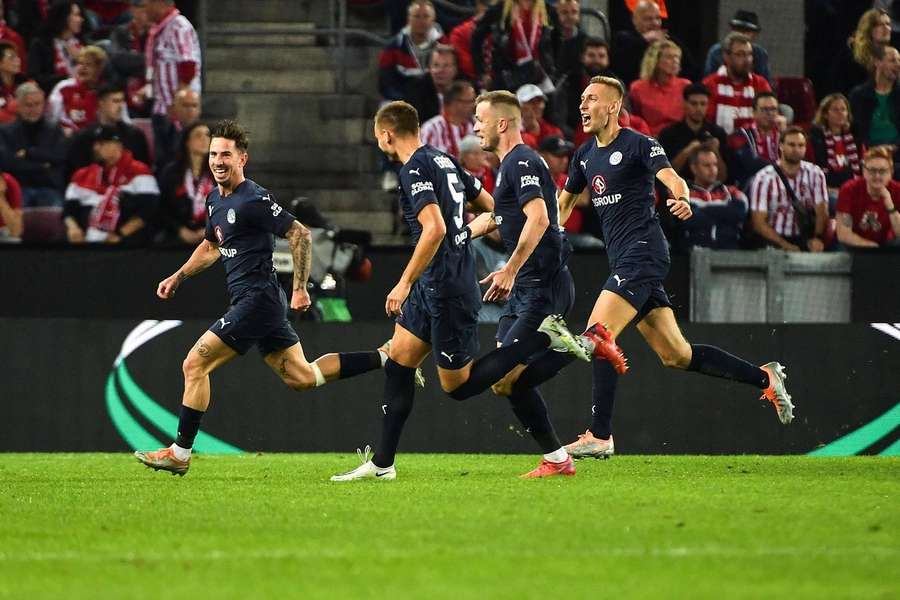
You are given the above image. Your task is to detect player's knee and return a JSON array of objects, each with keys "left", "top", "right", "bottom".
[{"left": 182, "top": 354, "right": 206, "bottom": 380}]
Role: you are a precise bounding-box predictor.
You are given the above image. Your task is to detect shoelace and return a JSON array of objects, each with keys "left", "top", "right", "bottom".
[{"left": 356, "top": 444, "right": 372, "bottom": 466}]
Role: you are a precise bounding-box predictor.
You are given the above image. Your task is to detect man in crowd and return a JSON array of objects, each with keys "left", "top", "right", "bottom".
[
  {"left": 517, "top": 84, "right": 562, "bottom": 148},
  {"left": 728, "top": 91, "right": 784, "bottom": 185},
  {"left": 537, "top": 135, "right": 574, "bottom": 191},
  {"left": 109, "top": 0, "right": 152, "bottom": 117},
  {"left": 702, "top": 32, "right": 771, "bottom": 134},
  {"left": 421, "top": 80, "right": 476, "bottom": 157},
  {"left": 378, "top": 0, "right": 445, "bottom": 103},
  {"left": 406, "top": 44, "right": 458, "bottom": 127},
  {"left": 46, "top": 45, "right": 109, "bottom": 136},
  {"left": 154, "top": 87, "right": 200, "bottom": 170},
  {"left": 657, "top": 83, "right": 728, "bottom": 180},
  {"left": 552, "top": 0, "right": 586, "bottom": 81},
  {"left": 703, "top": 9, "right": 771, "bottom": 83},
  {"left": 749, "top": 127, "right": 828, "bottom": 252},
  {"left": 678, "top": 147, "right": 748, "bottom": 250},
  {"left": 611, "top": 0, "right": 666, "bottom": 86},
  {"left": 835, "top": 145, "right": 900, "bottom": 248}
]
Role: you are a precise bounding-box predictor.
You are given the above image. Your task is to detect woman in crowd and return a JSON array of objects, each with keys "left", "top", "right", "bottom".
[
  {"left": 27, "top": 1, "right": 87, "bottom": 94},
  {"left": 158, "top": 121, "right": 213, "bottom": 245},
  {"left": 628, "top": 39, "right": 691, "bottom": 136},
  {"left": 830, "top": 8, "right": 892, "bottom": 95},
  {"left": 808, "top": 94, "right": 862, "bottom": 209},
  {"left": 0, "top": 41, "right": 26, "bottom": 124}
]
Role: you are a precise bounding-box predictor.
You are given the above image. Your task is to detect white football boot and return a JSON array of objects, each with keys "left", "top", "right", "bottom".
[{"left": 330, "top": 445, "right": 396, "bottom": 481}]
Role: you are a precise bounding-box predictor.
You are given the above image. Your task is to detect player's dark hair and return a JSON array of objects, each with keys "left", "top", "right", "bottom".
[
  {"left": 752, "top": 91, "right": 778, "bottom": 109},
  {"left": 582, "top": 36, "right": 608, "bottom": 52},
  {"left": 475, "top": 90, "right": 521, "bottom": 114},
  {"left": 375, "top": 101, "right": 420, "bottom": 136},
  {"left": 97, "top": 81, "right": 125, "bottom": 100},
  {"left": 444, "top": 80, "right": 474, "bottom": 105},
  {"left": 589, "top": 75, "right": 625, "bottom": 100},
  {"left": 779, "top": 125, "right": 807, "bottom": 145},
  {"left": 683, "top": 82, "right": 710, "bottom": 100},
  {"left": 211, "top": 119, "right": 250, "bottom": 153}
]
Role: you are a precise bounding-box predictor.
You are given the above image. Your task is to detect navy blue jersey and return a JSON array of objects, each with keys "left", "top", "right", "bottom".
[
  {"left": 492, "top": 144, "right": 567, "bottom": 286},
  {"left": 398, "top": 144, "right": 482, "bottom": 298},
  {"left": 205, "top": 179, "right": 296, "bottom": 301},
  {"left": 564, "top": 128, "right": 671, "bottom": 266}
]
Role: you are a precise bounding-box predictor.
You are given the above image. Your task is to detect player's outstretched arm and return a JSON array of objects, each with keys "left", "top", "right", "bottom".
[
  {"left": 285, "top": 220, "right": 313, "bottom": 311},
  {"left": 466, "top": 210, "right": 497, "bottom": 240},
  {"left": 656, "top": 167, "right": 693, "bottom": 220},
  {"left": 157, "top": 239, "right": 221, "bottom": 299},
  {"left": 386, "top": 203, "right": 445, "bottom": 316},
  {"left": 482, "top": 198, "right": 548, "bottom": 303}
]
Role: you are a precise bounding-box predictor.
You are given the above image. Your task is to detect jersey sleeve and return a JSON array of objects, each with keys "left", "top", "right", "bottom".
[
  {"left": 512, "top": 156, "right": 546, "bottom": 207},
  {"left": 245, "top": 192, "right": 296, "bottom": 237},
  {"left": 640, "top": 135, "right": 672, "bottom": 174},
  {"left": 454, "top": 159, "right": 483, "bottom": 202},
  {"left": 563, "top": 145, "right": 587, "bottom": 194},
  {"left": 399, "top": 155, "right": 438, "bottom": 215}
]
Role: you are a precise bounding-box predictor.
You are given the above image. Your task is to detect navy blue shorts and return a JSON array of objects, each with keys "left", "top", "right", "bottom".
[
  {"left": 497, "top": 267, "right": 575, "bottom": 346},
  {"left": 603, "top": 255, "right": 673, "bottom": 322},
  {"left": 209, "top": 285, "right": 300, "bottom": 356},
  {"left": 396, "top": 281, "right": 481, "bottom": 369}
]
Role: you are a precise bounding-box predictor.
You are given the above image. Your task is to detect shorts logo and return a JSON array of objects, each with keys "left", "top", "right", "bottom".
[
  {"left": 227, "top": 208, "right": 236, "bottom": 224},
  {"left": 219, "top": 318, "right": 231, "bottom": 328},
  {"left": 609, "top": 151, "right": 623, "bottom": 165},
  {"left": 612, "top": 274, "right": 627, "bottom": 287},
  {"left": 520, "top": 174, "right": 540, "bottom": 188},
  {"left": 214, "top": 225, "right": 224, "bottom": 244},
  {"left": 592, "top": 175, "right": 607, "bottom": 195},
  {"left": 440, "top": 351, "right": 454, "bottom": 363},
  {"left": 410, "top": 181, "right": 434, "bottom": 195}
]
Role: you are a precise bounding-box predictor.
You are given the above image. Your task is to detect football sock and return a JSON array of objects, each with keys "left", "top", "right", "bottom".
[
  {"left": 544, "top": 448, "right": 568, "bottom": 463},
  {"left": 174, "top": 405, "right": 204, "bottom": 451},
  {"left": 510, "top": 350, "right": 577, "bottom": 394},
  {"left": 589, "top": 359, "right": 618, "bottom": 439},
  {"left": 507, "top": 386, "right": 563, "bottom": 454},
  {"left": 377, "top": 348, "right": 389, "bottom": 367},
  {"left": 338, "top": 351, "right": 383, "bottom": 379},
  {"left": 447, "top": 332, "right": 551, "bottom": 400},
  {"left": 687, "top": 344, "right": 770, "bottom": 388},
  {"left": 372, "top": 359, "right": 416, "bottom": 468}
]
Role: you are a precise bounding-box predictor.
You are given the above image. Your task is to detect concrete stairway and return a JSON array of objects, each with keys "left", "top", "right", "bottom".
[{"left": 202, "top": 1, "right": 404, "bottom": 244}]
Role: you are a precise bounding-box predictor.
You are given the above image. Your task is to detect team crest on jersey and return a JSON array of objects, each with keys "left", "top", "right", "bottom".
[
  {"left": 214, "top": 225, "right": 224, "bottom": 244},
  {"left": 592, "top": 175, "right": 607, "bottom": 195},
  {"left": 227, "top": 208, "right": 236, "bottom": 224},
  {"left": 609, "top": 151, "right": 623, "bottom": 165}
]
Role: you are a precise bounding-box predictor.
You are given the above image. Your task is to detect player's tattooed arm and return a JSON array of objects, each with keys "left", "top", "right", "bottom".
[
  {"left": 157, "top": 240, "right": 220, "bottom": 299},
  {"left": 656, "top": 168, "right": 693, "bottom": 220},
  {"left": 286, "top": 221, "right": 312, "bottom": 290}
]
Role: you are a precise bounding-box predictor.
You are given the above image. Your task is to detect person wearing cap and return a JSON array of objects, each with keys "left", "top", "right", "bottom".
[
  {"left": 63, "top": 124, "right": 159, "bottom": 244},
  {"left": 537, "top": 135, "right": 573, "bottom": 190},
  {"left": 702, "top": 9, "right": 771, "bottom": 83},
  {"left": 459, "top": 133, "right": 495, "bottom": 193},
  {"left": 517, "top": 83, "right": 562, "bottom": 148}
]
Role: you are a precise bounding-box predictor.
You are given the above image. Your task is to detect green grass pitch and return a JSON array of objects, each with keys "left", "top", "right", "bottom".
[{"left": 1, "top": 454, "right": 898, "bottom": 599}]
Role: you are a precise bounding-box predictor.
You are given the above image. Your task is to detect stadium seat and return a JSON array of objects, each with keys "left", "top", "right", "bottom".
[
  {"left": 774, "top": 77, "right": 817, "bottom": 128},
  {"left": 21, "top": 207, "right": 65, "bottom": 243}
]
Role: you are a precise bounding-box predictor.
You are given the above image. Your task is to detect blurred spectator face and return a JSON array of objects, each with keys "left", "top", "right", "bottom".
[
  {"left": 556, "top": 1, "right": 580, "bottom": 31},
  {"left": 876, "top": 47, "right": 900, "bottom": 81},
  {"left": 656, "top": 46, "right": 681, "bottom": 79},
  {"left": 95, "top": 140, "right": 124, "bottom": 165},
  {"left": 460, "top": 148, "right": 489, "bottom": 172},
  {"left": 684, "top": 92, "right": 708, "bottom": 123},
  {"left": 131, "top": 5, "right": 150, "bottom": 34},
  {"left": 173, "top": 89, "right": 201, "bottom": 125},
  {"left": 872, "top": 13, "right": 893, "bottom": 45},
  {"left": 724, "top": 41, "right": 753, "bottom": 79},
  {"left": 539, "top": 151, "right": 569, "bottom": 176},
  {"left": 779, "top": 132, "right": 806, "bottom": 165},
  {"left": 429, "top": 51, "right": 457, "bottom": 91},
  {"left": 825, "top": 98, "right": 850, "bottom": 130},
  {"left": 632, "top": 2, "right": 662, "bottom": 35},
  {"left": 17, "top": 91, "right": 44, "bottom": 123},
  {"left": 582, "top": 44, "right": 609, "bottom": 74},
  {"left": 690, "top": 149, "right": 718, "bottom": 186},
  {"left": 407, "top": 3, "right": 436, "bottom": 40},
  {"left": 76, "top": 56, "right": 103, "bottom": 85},
  {"left": 188, "top": 124, "right": 211, "bottom": 156},
  {"left": 67, "top": 3, "right": 84, "bottom": 36},
  {"left": 145, "top": 0, "right": 173, "bottom": 23},
  {"left": 863, "top": 156, "right": 891, "bottom": 192},
  {"left": 517, "top": 0, "right": 536, "bottom": 11},
  {"left": 449, "top": 84, "right": 477, "bottom": 122},
  {"left": 522, "top": 97, "right": 546, "bottom": 122},
  {"left": 98, "top": 91, "right": 126, "bottom": 121},
  {"left": 0, "top": 47, "right": 20, "bottom": 77},
  {"left": 753, "top": 95, "right": 779, "bottom": 130}
]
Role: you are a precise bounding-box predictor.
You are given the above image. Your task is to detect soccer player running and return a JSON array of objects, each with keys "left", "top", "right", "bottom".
[
  {"left": 331, "top": 101, "right": 588, "bottom": 481},
  {"left": 135, "top": 120, "right": 391, "bottom": 475},
  {"left": 554, "top": 76, "right": 794, "bottom": 458}
]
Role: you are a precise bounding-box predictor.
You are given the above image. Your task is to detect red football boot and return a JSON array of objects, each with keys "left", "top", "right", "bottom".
[
  {"left": 582, "top": 323, "right": 628, "bottom": 374},
  {"left": 520, "top": 456, "right": 576, "bottom": 478}
]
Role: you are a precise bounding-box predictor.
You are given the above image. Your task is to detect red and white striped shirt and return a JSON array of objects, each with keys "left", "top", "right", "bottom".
[
  {"left": 702, "top": 67, "right": 771, "bottom": 134},
  {"left": 421, "top": 114, "right": 473, "bottom": 158},
  {"left": 749, "top": 161, "right": 827, "bottom": 238},
  {"left": 146, "top": 8, "right": 201, "bottom": 116}
]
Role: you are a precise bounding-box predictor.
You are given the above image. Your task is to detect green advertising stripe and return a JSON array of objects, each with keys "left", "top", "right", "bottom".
[
  {"left": 105, "top": 371, "right": 164, "bottom": 451},
  {"left": 116, "top": 363, "right": 243, "bottom": 455},
  {"left": 808, "top": 402, "right": 900, "bottom": 457}
]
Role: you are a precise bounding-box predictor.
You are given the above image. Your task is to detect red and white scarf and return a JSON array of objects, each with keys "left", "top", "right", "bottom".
[
  {"left": 824, "top": 128, "right": 861, "bottom": 177},
  {"left": 53, "top": 37, "right": 81, "bottom": 78},
  {"left": 748, "top": 123, "right": 779, "bottom": 162},
  {"left": 183, "top": 168, "right": 214, "bottom": 222},
  {"left": 511, "top": 8, "right": 540, "bottom": 65}
]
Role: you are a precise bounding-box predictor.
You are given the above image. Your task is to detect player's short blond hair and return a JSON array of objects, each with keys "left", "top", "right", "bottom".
[
  {"left": 475, "top": 90, "right": 521, "bottom": 119},
  {"left": 375, "top": 101, "right": 420, "bottom": 136},
  {"left": 589, "top": 75, "right": 625, "bottom": 101}
]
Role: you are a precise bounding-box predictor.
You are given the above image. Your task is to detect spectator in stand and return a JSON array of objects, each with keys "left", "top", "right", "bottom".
[
  {"left": 517, "top": 83, "right": 561, "bottom": 148},
  {"left": 157, "top": 120, "right": 211, "bottom": 245},
  {"left": 830, "top": 8, "right": 892, "bottom": 96},
  {"left": 808, "top": 93, "right": 862, "bottom": 207},
  {"left": 144, "top": 0, "right": 201, "bottom": 173},
  {"left": 537, "top": 134, "right": 573, "bottom": 190},
  {"left": 421, "top": 79, "right": 476, "bottom": 157},
  {"left": 406, "top": 44, "right": 458, "bottom": 124},
  {"left": 0, "top": 168, "right": 22, "bottom": 241},
  {"left": 471, "top": 0, "right": 555, "bottom": 93},
  {"left": 561, "top": 37, "right": 612, "bottom": 134},
  {"left": 678, "top": 147, "right": 748, "bottom": 250},
  {"left": 728, "top": 91, "right": 784, "bottom": 186},
  {"left": 0, "top": 0, "right": 26, "bottom": 74},
  {"left": 67, "top": 82, "right": 150, "bottom": 177},
  {"left": 702, "top": 31, "right": 771, "bottom": 134},
  {"left": 849, "top": 45, "right": 900, "bottom": 153},
  {"left": 610, "top": 1, "right": 696, "bottom": 86},
  {"left": 657, "top": 83, "right": 728, "bottom": 181},
  {"left": 628, "top": 39, "right": 690, "bottom": 136},
  {"left": 551, "top": 0, "right": 585, "bottom": 82},
  {"left": 835, "top": 145, "right": 900, "bottom": 247},
  {"left": 0, "top": 82, "right": 67, "bottom": 207},
  {"left": 448, "top": 0, "right": 490, "bottom": 81},
  {"left": 27, "top": 1, "right": 86, "bottom": 95},
  {"left": 153, "top": 86, "right": 199, "bottom": 170},
  {"left": 46, "top": 45, "right": 107, "bottom": 136},
  {"left": 63, "top": 124, "right": 158, "bottom": 244},
  {"left": 703, "top": 9, "right": 770, "bottom": 83},
  {"left": 458, "top": 134, "right": 495, "bottom": 193},
  {"left": 378, "top": 0, "right": 445, "bottom": 103},
  {"left": 0, "top": 40, "right": 26, "bottom": 124},
  {"left": 749, "top": 127, "right": 829, "bottom": 252},
  {"left": 109, "top": 0, "right": 152, "bottom": 117},
  {"left": 83, "top": 0, "right": 131, "bottom": 27}
]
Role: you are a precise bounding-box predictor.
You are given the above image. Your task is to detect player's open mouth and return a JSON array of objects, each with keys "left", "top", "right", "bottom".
[
  {"left": 581, "top": 113, "right": 591, "bottom": 126},
  {"left": 213, "top": 167, "right": 228, "bottom": 177}
]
